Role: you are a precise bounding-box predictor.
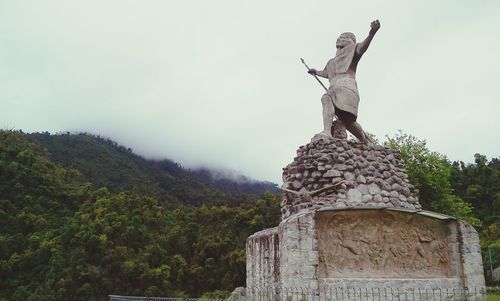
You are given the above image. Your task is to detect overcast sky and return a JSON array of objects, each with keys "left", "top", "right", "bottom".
[{"left": 1, "top": 0, "right": 499, "bottom": 183}]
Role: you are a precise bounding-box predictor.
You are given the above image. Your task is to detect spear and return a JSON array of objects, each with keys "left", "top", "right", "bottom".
[
  {"left": 280, "top": 181, "right": 345, "bottom": 197},
  {"left": 300, "top": 58, "right": 328, "bottom": 91}
]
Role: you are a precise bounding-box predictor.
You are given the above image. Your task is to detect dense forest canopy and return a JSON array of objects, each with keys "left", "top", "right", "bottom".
[{"left": 0, "top": 130, "right": 498, "bottom": 300}]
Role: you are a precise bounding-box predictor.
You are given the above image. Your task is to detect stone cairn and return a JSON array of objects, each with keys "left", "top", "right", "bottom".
[{"left": 281, "top": 135, "right": 421, "bottom": 219}]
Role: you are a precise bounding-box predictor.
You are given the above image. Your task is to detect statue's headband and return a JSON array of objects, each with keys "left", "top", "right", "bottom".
[{"left": 339, "top": 32, "right": 356, "bottom": 43}]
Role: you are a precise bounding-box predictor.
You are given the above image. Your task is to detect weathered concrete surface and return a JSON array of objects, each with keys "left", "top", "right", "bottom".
[
  {"left": 246, "top": 227, "right": 280, "bottom": 289},
  {"left": 246, "top": 209, "right": 486, "bottom": 300},
  {"left": 316, "top": 210, "right": 452, "bottom": 279},
  {"left": 458, "top": 221, "right": 487, "bottom": 295},
  {"left": 279, "top": 211, "right": 318, "bottom": 290}
]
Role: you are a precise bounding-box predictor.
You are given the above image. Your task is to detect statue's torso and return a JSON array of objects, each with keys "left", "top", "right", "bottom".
[
  {"left": 325, "top": 43, "right": 357, "bottom": 81},
  {"left": 324, "top": 44, "right": 360, "bottom": 116}
]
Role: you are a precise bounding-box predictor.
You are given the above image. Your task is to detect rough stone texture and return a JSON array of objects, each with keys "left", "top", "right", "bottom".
[
  {"left": 246, "top": 209, "right": 486, "bottom": 300},
  {"left": 246, "top": 135, "right": 485, "bottom": 300},
  {"left": 281, "top": 136, "right": 421, "bottom": 219}
]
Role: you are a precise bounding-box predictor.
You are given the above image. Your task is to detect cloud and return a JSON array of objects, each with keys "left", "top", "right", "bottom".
[{"left": 1, "top": 0, "right": 499, "bottom": 183}]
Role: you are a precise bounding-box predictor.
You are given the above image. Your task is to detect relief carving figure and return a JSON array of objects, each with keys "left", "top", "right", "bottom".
[
  {"left": 317, "top": 211, "right": 451, "bottom": 278},
  {"left": 308, "top": 20, "right": 380, "bottom": 143},
  {"left": 366, "top": 240, "right": 385, "bottom": 269}
]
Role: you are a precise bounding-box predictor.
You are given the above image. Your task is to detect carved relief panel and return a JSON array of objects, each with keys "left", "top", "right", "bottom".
[{"left": 317, "top": 210, "right": 453, "bottom": 278}]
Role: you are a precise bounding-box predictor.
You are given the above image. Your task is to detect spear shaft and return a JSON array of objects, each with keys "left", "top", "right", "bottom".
[{"left": 300, "top": 58, "right": 328, "bottom": 91}]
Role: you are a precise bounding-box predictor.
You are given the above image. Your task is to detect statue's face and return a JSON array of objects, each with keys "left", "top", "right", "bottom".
[{"left": 336, "top": 33, "right": 355, "bottom": 49}]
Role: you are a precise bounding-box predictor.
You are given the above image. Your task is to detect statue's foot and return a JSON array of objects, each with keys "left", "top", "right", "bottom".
[{"left": 311, "top": 131, "right": 333, "bottom": 143}]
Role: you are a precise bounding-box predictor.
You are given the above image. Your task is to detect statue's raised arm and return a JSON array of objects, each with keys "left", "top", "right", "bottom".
[{"left": 355, "top": 19, "right": 381, "bottom": 58}]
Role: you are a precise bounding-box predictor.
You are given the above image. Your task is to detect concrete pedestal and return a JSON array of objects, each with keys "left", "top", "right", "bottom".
[{"left": 246, "top": 208, "right": 486, "bottom": 300}]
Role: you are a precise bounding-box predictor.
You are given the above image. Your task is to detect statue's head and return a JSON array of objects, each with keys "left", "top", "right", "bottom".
[{"left": 336, "top": 32, "right": 356, "bottom": 48}]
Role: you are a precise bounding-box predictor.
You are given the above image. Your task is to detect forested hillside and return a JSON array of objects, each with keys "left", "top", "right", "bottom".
[
  {"left": 192, "top": 168, "right": 280, "bottom": 195},
  {"left": 0, "top": 131, "right": 280, "bottom": 300},
  {"left": 27, "top": 132, "right": 278, "bottom": 206},
  {"left": 1, "top": 130, "right": 499, "bottom": 301}
]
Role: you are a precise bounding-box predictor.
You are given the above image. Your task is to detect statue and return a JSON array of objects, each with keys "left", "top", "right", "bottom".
[{"left": 308, "top": 20, "right": 380, "bottom": 143}]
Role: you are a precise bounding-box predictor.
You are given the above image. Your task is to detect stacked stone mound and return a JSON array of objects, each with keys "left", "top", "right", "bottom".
[{"left": 281, "top": 136, "right": 421, "bottom": 218}]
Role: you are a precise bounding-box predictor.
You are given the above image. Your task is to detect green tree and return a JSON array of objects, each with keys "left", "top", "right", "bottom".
[
  {"left": 0, "top": 131, "right": 90, "bottom": 300},
  {"left": 450, "top": 154, "right": 500, "bottom": 224},
  {"left": 449, "top": 154, "right": 500, "bottom": 282},
  {"left": 56, "top": 189, "right": 175, "bottom": 300},
  {"left": 385, "top": 131, "right": 480, "bottom": 226},
  {"left": 1, "top": 130, "right": 283, "bottom": 299}
]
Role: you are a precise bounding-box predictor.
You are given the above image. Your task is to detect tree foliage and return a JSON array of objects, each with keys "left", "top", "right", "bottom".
[
  {"left": 27, "top": 132, "right": 278, "bottom": 206},
  {"left": 3, "top": 128, "right": 499, "bottom": 299},
  {"left": 385, "top": 131, "right": 500, "bottom": 281},
  {"left": 384, "top": 131, "right": 480, "bottom": 227},
  {"left": 0, "top": 131, "right": 90, "bottom": 300},
  {"left": 449, "top": 154, "right": 500, "bottom": 281},
  {"left": 450, "top": 154, "right": 500, "bottom": 225},
  {"left": 1, "top": 130, "right": 281, "bottom": 300}
]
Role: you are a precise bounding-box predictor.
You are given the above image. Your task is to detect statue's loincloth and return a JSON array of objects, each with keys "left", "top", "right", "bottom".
[{"left": 324, "top": 76, "right": 359, "bottom": 122}]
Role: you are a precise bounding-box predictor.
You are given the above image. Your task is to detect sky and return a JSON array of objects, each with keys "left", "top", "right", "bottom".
[{"left": 1, "top": 0, "right": 499, "bottom": 183}]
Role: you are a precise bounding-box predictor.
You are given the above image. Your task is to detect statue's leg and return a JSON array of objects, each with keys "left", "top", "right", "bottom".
[
  {"left": 320, "top": 94, "right": 335, "bottom": 137},
  {"left": 346, "top": 121, "right": 368, "bottom": 144}
]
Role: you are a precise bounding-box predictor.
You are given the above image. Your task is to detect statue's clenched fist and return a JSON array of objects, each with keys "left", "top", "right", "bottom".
[{"left": 370, "top": 19, "right": 380, "bottom": 35}]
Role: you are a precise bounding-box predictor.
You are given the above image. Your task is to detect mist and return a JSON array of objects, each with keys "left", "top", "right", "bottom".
[{"left": 1, "top": 0, "right": 499, "bottom": 183}]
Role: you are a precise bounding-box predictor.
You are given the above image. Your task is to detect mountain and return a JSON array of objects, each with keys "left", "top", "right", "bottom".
[
  {"left": 2, "top": 130, "right": 498, "bottom": 299},
  {"left": 27, "top": 132, "right": 279, "bottom": 206},
  {"left": 192, "top": 168, "right": 279, "bottom": 195},
  {"left": 0, "top": 130, "right": 282, "bottom": 300}
]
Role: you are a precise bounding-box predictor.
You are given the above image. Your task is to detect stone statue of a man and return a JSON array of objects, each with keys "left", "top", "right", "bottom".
[{"left": 308, "top": 20, "right": 380, "bottom": 143}]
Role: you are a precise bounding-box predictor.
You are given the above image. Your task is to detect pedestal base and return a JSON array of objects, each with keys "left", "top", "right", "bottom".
[{"left": 246, "top": 208, "right": 485, "bottom": 300}]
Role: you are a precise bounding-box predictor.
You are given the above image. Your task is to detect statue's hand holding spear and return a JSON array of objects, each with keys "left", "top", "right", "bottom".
[{"left": 300, "top": 58, "right": 328, "bottom": 92}]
